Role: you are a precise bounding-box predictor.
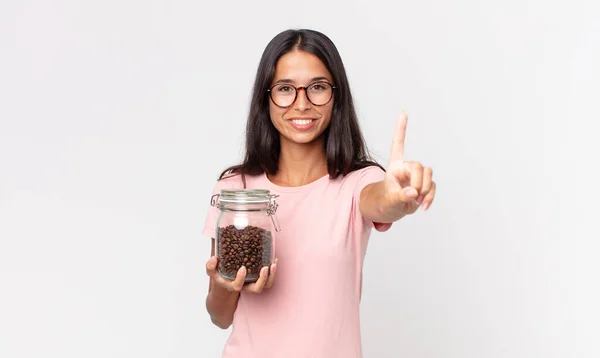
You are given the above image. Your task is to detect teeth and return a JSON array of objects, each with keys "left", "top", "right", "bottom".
[{"left": 291, "top": 119, "right": 313, "bottom": 125}]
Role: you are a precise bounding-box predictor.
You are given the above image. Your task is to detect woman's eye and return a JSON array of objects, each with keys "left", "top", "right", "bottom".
[{"left": 277, "top": 86, "right": 293, "bottom": 92}]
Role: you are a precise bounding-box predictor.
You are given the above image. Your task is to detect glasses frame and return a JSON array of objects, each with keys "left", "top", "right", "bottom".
[{"left": 267, "top": 81, "right": 337, "bottom": 108}]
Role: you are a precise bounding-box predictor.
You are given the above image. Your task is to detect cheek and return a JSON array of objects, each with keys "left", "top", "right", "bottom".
[
  {"left": 268, "top": 108, "right": 279, "bottom": 129},
  {"left": 319, "top": 105, "right": 334, "bottom": 126},
  {"left": 269, "top": 104, "right": 284, "bottom": 123}
]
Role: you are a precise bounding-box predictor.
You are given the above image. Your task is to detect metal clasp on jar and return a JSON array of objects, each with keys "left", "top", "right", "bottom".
[
  {"left": 267, "top": 194, "right": 281, "bottom": 232},
  {"left": 210, "top": 194, "right": 220, "bottom": 207}
]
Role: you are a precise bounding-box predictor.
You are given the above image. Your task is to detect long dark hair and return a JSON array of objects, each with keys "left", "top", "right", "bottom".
[{"left": 219, "top": 29, "right": 383, "bottom": 185}]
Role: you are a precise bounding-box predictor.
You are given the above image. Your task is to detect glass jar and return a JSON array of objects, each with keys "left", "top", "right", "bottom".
[{"left": 210, "top": 189, "right": 281, "bottom": 283}]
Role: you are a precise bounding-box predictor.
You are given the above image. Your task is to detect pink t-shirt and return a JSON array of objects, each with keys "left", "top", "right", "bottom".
[{"left": 203, "top": 165, "right": 392, "bottom": 358}]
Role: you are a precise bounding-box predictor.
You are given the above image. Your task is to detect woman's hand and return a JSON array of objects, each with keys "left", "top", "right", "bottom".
[
  {"left": 383, "top": 111, "right": 436, "bottom": 216},
  {"left": 206, "top": 256, "right": 278, "bottom": 294}
]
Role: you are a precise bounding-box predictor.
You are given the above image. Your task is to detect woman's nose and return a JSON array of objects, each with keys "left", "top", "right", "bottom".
[{"left": 293, "top": 87, "right": 312, "bottom": 111}]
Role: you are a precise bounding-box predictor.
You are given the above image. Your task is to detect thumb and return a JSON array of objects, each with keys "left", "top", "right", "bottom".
[
  {"left": 388, "top": 183, "right": 419, "bottom": 204},
  {"left": 401, "top": 186, "right": 419, "bottom": 201},
  {"left": 205, "top": 256, "right": 218, "bottom": 277}
]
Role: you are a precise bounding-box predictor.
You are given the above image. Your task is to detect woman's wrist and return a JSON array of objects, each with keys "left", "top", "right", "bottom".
[{"left": 209, "top": 281, "right": 241, "bottom": 300}]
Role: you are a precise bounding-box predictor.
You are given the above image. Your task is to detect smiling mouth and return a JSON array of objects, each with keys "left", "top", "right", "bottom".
[
  {"left": 290, "top": 119, "right": 315, "bottom": 125},
  {"left": 288, "top": 118, "right": 317, "bottom": 131}
]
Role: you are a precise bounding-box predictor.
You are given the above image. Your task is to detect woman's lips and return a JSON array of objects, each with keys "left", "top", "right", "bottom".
[{"left": 289, "top": 118, "right": 316, "bottom": 131}]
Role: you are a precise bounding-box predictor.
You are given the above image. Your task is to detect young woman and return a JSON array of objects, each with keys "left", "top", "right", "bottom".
[{"left": 203, "top": 29, "right": 436, "bottom": 357}]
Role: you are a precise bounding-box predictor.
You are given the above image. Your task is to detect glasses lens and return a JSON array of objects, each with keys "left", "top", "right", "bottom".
[
  {"left": 306, "top": 82, "right": 333, "bottom": 106},
  {"left": 271, "top": 84, "right": 296, "bottom": 107}
]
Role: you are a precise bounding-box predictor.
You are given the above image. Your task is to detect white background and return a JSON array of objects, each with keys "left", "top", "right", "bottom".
[{"left": 1, "top": 0, "right": 599, "bottom": 357}]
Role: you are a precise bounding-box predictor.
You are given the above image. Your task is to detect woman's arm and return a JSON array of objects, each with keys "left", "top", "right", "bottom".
[
  {"left": 359, "top": 112, "right": 436, "bottom": 223},
  {"left": 205, "top": 238, "right": 278, "bottom": 329},
  {"left": 359, "top": 181, "right": 407, "bottom": 223},
  {"left": 206, "top": 238, "right": 240, "bottom": 329}
]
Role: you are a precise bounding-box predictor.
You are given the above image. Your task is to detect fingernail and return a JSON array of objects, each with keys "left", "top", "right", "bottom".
[
  {"left": 239, "top": 266, "right": 246, "bottom": 274},
  {"left": 416, "top": 195, "right": 424, "bottom": 204},
  {"left": 422, "top": 202, "right": 430, "bottom": 211},
  {"left": 405, "top": 187, "right": 418, "bottom": 198}
]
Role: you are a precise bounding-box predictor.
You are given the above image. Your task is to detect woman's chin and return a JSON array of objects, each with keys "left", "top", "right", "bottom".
[{"left": 281, "top": 132, "right": 324, "bottom": 146}]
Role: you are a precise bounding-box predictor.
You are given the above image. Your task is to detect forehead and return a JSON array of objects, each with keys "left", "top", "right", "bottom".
[{"left": 273, "top": 50, "right": 332, "bottom": 83}]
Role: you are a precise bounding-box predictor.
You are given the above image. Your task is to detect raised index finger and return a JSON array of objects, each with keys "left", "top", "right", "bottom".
[{"left": 389, "top": 111, "right": 408, "bottom": 163}]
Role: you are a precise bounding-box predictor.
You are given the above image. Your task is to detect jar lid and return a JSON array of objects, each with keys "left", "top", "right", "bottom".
[
  {"left": 218, "top": 189, "right": 273, "bottom": 204},
  {"left": 210, "top": 189, "right": 281, "bottom": 232}
]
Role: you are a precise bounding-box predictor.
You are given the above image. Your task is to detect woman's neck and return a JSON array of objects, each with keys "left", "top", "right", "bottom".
[{"left": 269, "top": 136, "right": 328, "bottom": 187}]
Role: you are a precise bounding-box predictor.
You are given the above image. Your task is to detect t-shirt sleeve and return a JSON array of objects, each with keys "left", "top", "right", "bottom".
[
  {"left": 202, "top": 175, "right": 243, "bottom": 239},
  {"left": 354, "top": 165, "right": 393, "bottom": 232},
  {"left": 202, "top": 181, "right": 223, "bottom": 239}
]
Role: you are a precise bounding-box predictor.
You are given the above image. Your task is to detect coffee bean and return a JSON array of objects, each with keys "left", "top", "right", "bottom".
[{"left": 216, "top": 225, "right": 273, "bottom": 282}]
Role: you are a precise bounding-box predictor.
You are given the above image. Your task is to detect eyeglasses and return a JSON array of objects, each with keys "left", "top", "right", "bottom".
[{"left": 267, "top": 81, "right": 336, "bottom": 108}]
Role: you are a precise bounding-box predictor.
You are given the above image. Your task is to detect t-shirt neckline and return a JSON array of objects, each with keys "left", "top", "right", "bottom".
[{"left": 262, "top": 172, "right": 330, "bottom": 193}]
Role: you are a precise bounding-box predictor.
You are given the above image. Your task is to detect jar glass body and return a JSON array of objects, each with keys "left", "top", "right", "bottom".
[{"left": 213, "top": 193, "right": 278, "bottom": 283}]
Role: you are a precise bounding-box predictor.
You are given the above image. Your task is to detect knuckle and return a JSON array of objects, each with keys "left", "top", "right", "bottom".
[
  {"left": 231, "top": 281, "right": 243, "bottom": 291},
  {"left": 411, "top": 162, "right": 423, "bottom": 170},
  {"left": 427, "top": 185, "right": 434, "bottom": 194},
  {"left": 423, "top": 178, "right": 432, "bottom": 188}
]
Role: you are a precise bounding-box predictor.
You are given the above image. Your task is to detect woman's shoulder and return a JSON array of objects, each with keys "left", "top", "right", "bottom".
[
  {"left": 217, "top": 172, "right": 244, "bottom": 184},
  {"left": 333, "top": 164, "right": 386, "bottom": 197},
  {"left": 211, "top": 171, "right": 265, "bottom": 192},
  {"left": 342, "top": 164, "right": 386, "bottom": 182}
]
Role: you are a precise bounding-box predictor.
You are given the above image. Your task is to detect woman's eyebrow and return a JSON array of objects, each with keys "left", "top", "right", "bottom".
[{"left": 273, "top": 76, "right": 331, "bottom": 84}]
